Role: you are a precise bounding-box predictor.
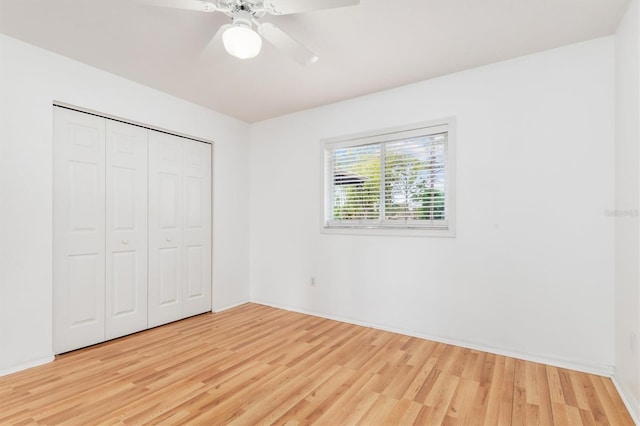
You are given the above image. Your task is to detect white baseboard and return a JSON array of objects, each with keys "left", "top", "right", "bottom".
[
  {"left": 612, "top": 375, "right": 640, "bottom": 425},
  {"left": 252, "top": 299, "right": 615, "bottom": 377},
  {"left": 0, "top": 355, "right": 55, "bottom": 378},
  {"left": 213, "top": 299, "right": 250, "bottom": 313}
]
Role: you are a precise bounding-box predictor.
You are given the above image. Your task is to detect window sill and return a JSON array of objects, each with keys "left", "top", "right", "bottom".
[{"left": 320, "top": 226, "right": 456, "bottom": 238}]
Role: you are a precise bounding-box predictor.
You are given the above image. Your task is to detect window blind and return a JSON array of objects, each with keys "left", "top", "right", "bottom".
[{"left": 325, "top": 126, "right": 449, "bottom": 231}]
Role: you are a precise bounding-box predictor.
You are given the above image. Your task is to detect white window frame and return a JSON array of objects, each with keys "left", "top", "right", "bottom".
[{"left": 321, "top": 117, "right": 456, "bottom": 237}]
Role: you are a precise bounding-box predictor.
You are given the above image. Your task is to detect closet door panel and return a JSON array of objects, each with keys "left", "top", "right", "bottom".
[
  {"left": 148, "top": 131, "right": 183, "bottom": 327},
  {"left": 105, "top": 120, "right": 148, "bottom": 340},
  {"left": 182, "top": 141, "right": 212, "bottom": 317},
  {"left": 53, "top": 107, "right": 106, "bottom": 354},
  {"left": 159, "top": 247, "right": 179, "bottom": 303}
]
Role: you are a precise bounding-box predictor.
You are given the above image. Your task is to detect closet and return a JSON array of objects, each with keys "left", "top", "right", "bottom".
[{"left": 53, "top": 106, "right": 212, "bottom": 354}]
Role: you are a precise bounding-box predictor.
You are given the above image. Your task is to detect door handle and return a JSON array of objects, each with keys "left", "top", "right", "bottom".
[{"left": 122, "top": 240, "right": 129, "bottom": 245}]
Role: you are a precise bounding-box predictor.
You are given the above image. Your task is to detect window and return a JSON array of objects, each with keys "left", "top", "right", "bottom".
[{"left": 322, "top": 118, "right": 455, "bottom": 236}]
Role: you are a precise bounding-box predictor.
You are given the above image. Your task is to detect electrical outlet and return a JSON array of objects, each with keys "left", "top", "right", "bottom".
[{"left": 310, "top": 277, "right": 316, "bottom": 287}]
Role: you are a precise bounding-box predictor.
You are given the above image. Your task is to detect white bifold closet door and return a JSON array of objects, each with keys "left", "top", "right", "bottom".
[
  {"left": 53, "top": 108, "right": 107, "bottom": 354},
  {"left": 55, "top": 107, "right": 212, "bottom": 353},
  {"left": 148, "top": 130, "right": 212, "bottom": 328},
  {"left": 105, "top": 120, "right": 148, "bottom": 340},
  {"left": 54, "top": 109, "right": 149, "bottom": 353}
]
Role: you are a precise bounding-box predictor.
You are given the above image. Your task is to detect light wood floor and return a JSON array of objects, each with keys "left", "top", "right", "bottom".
[{"left": 0, "top": 303, "right": 633, "bottom": 425}]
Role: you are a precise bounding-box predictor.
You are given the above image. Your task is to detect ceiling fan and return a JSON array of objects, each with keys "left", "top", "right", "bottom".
[{"left": 135, "top": 0, "right": 360, "bottom": 65}]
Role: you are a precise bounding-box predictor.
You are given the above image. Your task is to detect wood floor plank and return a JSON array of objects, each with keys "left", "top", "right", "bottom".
[
  {"left": 0, "top": 303, "right": 633, "bottom": 425},
  {"left": 401, "top": 343, "right": 443, "bottom": 402},
  {"left": 358, "top": 393, "right": 400, "bottom": 425},
  {"left": 512, "top": 359, "right": 528, "bottom": 425},
  {"left": 276, "top": 365, "right": 356, "bottom": 424},
  {"left": 427, "top": 374, "right": 461, "bottom": 424},
  {"left": 500, "top": 356, "right": 517, "bottom": 425},
  {"left": 481, "top": 354, "right": 503, "bottom": 425}
]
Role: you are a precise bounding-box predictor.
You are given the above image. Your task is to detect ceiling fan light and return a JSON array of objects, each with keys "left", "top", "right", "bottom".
[{"left": 223, "top": 25, "right": 262, "bottom": 59}]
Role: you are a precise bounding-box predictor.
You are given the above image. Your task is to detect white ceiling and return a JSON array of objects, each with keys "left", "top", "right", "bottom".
[{"left": 0, "top": 0, "right": 630, "bottom": 123}]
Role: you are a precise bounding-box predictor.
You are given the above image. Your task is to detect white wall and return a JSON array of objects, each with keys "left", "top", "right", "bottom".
[
  {"left": 0, "top": 34, "right": 250, "bottom": 375},
  {"left": 249, "top": 38, "right": 616, "bottom": 373},
  {"left": 615, "top": 0, "right": 640, "bottom": 420}
]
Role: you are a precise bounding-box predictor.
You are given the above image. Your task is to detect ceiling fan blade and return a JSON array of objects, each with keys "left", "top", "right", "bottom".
[
  {"left": 198, "top": 24, "right": 231, "bottom": 62},
  {"left": 133, "top": 0, "right": 218, "bottom": 12},
  {"left": 257, "top": 22, "right": 319, "bottom": 66},
  {"left": 266, "top": 0, "right": 359, "bottom": 15}
]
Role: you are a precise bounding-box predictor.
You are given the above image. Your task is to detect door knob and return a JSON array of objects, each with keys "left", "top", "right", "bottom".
[
  {"left": 122, "top": 240, "right": 129, "bottom": 245},
  {"left": 166, "top": 237, "right": 172, "bottom": 242}
]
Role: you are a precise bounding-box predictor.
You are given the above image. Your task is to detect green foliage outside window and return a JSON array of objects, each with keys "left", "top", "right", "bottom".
[{"left": 332, "top": 137, "right": 446, "bottom": 223}]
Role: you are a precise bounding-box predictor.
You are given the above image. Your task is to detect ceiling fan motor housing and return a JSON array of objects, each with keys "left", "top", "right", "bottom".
[{"left": 232, "top": 8, "right": 254, "bottom": 28}]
